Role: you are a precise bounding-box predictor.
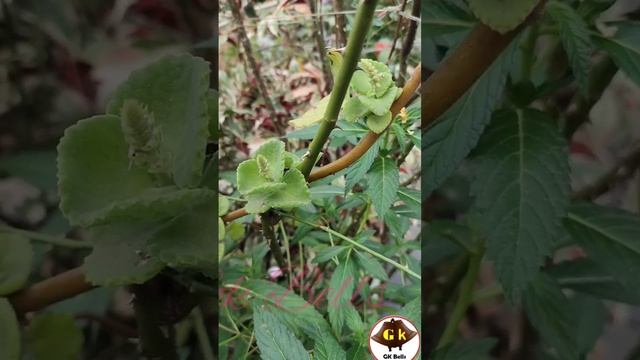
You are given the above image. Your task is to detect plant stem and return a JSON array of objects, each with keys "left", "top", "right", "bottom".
[
  {"left": 0, "top": 226, "right": 93, "bottom": 249},
  {"left": 437, "top": 247, "right": 484, "bottom": 349},
  {"left": 262, "top": 211, "right": 287, "bottom": 271},
  {"left": 131, "top": 284, "right": 178, "bottom": 360},
  {"left": 282, "top": 213, "right": 421, "bottom": 280},
  {"left": 279, "top": 222, "right": 294, "bottom": 288},
  {"left": 192, "top": 307, "right": 215, "bottom": 360},
  {"left": 397, "top": 0, "right": 420, "bottom": 85},
  {"left": 297, "top": 0, "right": 380, "bottom": 177},
  {"left": 308, "top": 0, "right": 333, "bottom": 90}
]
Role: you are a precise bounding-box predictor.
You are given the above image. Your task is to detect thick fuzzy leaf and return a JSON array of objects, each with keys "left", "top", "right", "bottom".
[
  {"left": 469, "top": 0, "right": 538, "bottom": 33},
  {"left": 564, "top": 203, "right": 640, "bottom": 291},
  {"left": 328, "top": 254, "right": 357, "bottom": 335},
  {"left": 423, "top": 39, "right": 519, "bottom": 195},
  {"left": 358, "top": 59, "right": 393, "bottom": 97},
  {"left": 345, "top": 138, "right": 380, "bottom": 191},
  {"left": 358, "top": 86, "right": 397, "bottom": 116},
  {"left": 548, "top": 258, "right": 640, "bottom": 304},
  {"left": 367, "top": 157, "right": 400, "bottom": 217},
  {"left": 343, "top": 96, "right": 369, "bottom": 122},
  {"left": 147, "top": 203, "right": 216, "bottom": 268},
  {"left": 57, "top": 115, "right": 214, "bottom": 227},
  {"left": 83, "top": 223, "right": 164, "bottom": 286},
  {"left": 593, "top": 22, "right": 640, "bottom": 87},
  {"left": 0, "top": 299, "right": 20, "bottom": 360},
  {"left": 253, "top": 305, "right": 310, "bottom": 360},
  {"left": 0, "top": 233, "right": 32, "bottom": 295},
  {"left": 26, "top": 313, "right": 84, "bottom": 360},
  {"left": 472, "top": 109, "right": 569, "bottom": 301},
  {"left": 237, "top": 159, "right": 273, "bottom": 194},
  {"left": 107, "top": 55, "right": 210, "bottom": 188},
  {"left": 547, "top": 1, "right": 592, "bottom": 96},
  {"left": 267, "top": 169, "right": 311, "bottom": 209},
  {"left": 254, "top": 140, "right": 286, "bottom": 182},
  {"left": 219, "top": 195, "right": 230, "bottom": 215},
  {"left": 523, "top": 274, "right": 578, "bottom": 359},
  {"left": 351, "top": 70, "right": 373, "bottom": 96},
  {"left": 432, "top": 338, "right": 497, "bottom": 360},
  {"left": 366, "top": 110, "right": 392, "bottom": 134}
]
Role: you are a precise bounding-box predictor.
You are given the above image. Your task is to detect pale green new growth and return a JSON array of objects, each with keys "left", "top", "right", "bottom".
[{"left": 468, "top": 0, "right": 538, "bottom": 34}]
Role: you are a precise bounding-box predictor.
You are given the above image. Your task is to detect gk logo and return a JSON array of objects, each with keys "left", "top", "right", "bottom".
[{"left": 383, "top": 328, "right": 407, "bottom": 341}]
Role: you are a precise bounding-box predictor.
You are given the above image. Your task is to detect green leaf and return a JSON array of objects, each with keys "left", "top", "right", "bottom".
[
  {"left": 147, "top": 202, "right": 217, "bottom": 268},
  {"left": 593, "top": 22, "right": 640, "bottom": 87},
  {"left": 547, "top": 1, "right": 592, "bottom": 96},
  {"left": 564, "top": 203, "right": 640, "bottom": 291},
  {"left": 350, "top": 70, "right": 373, "bottom": 96},
  {"left": 423, "top": 38, "right": 519, "bottom": 195},
  {"left": 432, "top": 338, "right": 497, "bottom": 360},
  {"left": 343, "top": 302, "right": 364, "bottom": 334},
  {"left": 472, "top": 109, "right": 569, "bottom": 301},
  {"left": 358, "top": 86, "right": 397, "bottom": 116},
  {"left": 423, "top": 0, "right": 475, "bottom": 36},
  {"left": 107, "top": 54, "right": 210, "bottom": 188},
  {"left": 358, "top": 59, "right": 393, "bottom": 97},
  {"left": 0, "top": 233, "right": 32, "bottom": 295},
  {"left": 313, "top": 246, "right": 349, "bottom": 264},
  {"left": 0, "top": 298, "right": 20, "bottom": 360},
  {"left": 354, "top": 251, "right": 389, "bottom": 281},
  {"left": 523, "top": 273, "right": 578, "bottom": 359},
  {"left": 313, "top": 330, "right": 346, "bottom": 360},
  {"left": 399, "top": 297, "right": 421, "bottom": 332},
  {"left": 237, "top": 159, "right": 273, "bottom": 194},
  {"left": 548, "top": 258, "right": 640, "bottom": 304},
  {"left": 266, "top": 169, "right": 311, "bottom": 209},
  {"left": 253, "top": 305, "right": 310, "bottom": 360},
  {"left": 367, "top": 157, "right": 400, "bottom": 217},
  {"left": 254, "top": 140, "right": 286, "bottom": 182},
  {"left": 469, "top": 0, "right": 538, "bottom": 33},
  {"left": 570, "top": 294, "right": 606, "bottom": 357},
  {"left": 328, "top": 253, "right": 357, "bottom": 335},
  {"left": 242, "top": 279, "right": 333, "bottom": 337},
  {"left": 366, "top": 110, "right": 392, "bottom": 134},
  {"left": 342, "top": 96, "right": 369, "bottom": 122},
  {"left": 57, "top": 115, "right": 214, "bottom": 227},
  {"left": 26, "top": 313, "right": 84, "bottom": 360},
  {"left": 397, "top": 187, "right": 421, "bottom": 218},
  {"left": 290, "top": 95, "right": 331, "bottom": 128},
  {"left": 207, "top": 89, "right": 218, "bottom": 139},
  {"left": 219, "top": 195, "right": 230, "bottom": 215},
  {"left": 83, "top": 223, "right": 164, "bottom": 286},
  {"left": 345, "top": 139, "right": 380, "bottom": 191}
]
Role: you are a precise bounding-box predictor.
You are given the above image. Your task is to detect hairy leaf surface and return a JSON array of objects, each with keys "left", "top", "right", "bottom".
[
  {"left": 367, "top": 157, "right": 399, "bottom": 217},
  {"left": 253, "top": 305, "right": 310, "bottom": 360}
]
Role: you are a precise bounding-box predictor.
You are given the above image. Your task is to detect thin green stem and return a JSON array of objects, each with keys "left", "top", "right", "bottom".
[
  {"left": 279, "top": 222, "right": 294, "bottom": 288},
  {"left": 297, "top": 0, "right": 379, "bottom": 177},
  {"left": 437, "top": 247, "right": 485, "bottom": 349},
  {"left": 0, "top": 226, "right": 93, "bottom": 249},
  {"left": 281, "top": 213, "right": 421, "bottom": 280},
  {"left": 191, "top": 307, "right": 215, "bottom": 360}
]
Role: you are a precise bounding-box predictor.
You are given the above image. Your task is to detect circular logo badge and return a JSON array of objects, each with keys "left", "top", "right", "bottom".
[{"left": 369, "top": 315, "right": 420, "bottom": 360}]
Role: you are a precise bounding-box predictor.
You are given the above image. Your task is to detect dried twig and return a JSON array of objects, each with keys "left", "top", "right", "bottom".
[
  {"left": 333, "top": 0, "right": 347, "bottom": 48},
  {"left": 397, "top": 0, "right": 420, "bottom": 85}
]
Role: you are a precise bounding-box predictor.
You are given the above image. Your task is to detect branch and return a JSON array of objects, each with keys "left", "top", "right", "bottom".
[
  {"left": 332, "top": 0, "right": 347, "bottom": 48},
  {"left": 8, "top": 268, "right": 94, "bottom": 314},
  {"left": 226, "top": 0, "right": 280, "bottom": 132},
  {"left": 422, "top": 1, "right": 546, "bottom": 129},
  {"left": 397, "top": 0, "right": 420, "bottom": 84},
  {"left": 221, "top": 64, "right": 422, "bottom": 223},
  {"left": 297, "top": 0, "right": 380, "bottom": 177},
  {"left": 571, "top": 144, "right": 640, "bottom": 201},
  {"left": 308, "top": 0, "right": 333, "bottom": 90}
]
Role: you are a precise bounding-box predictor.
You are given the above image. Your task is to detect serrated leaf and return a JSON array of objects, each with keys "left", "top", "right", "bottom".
[
  {"left": 266, "top": 169, "right": 311, "bottom": 209},
  {"left": 83, "top": 223, "right": 164, "bottom": 286},
  {"left": 345, "top": 139, "right": 380, "bottom": 191},
  {"left": 593, "top": 22, "right": 640, "bottom": 87},
  {"left": 343, "top": 302, "right": 364, "bottom": 334},
  {"left": 366, "top": 110, "right": 392, "bottom": 134},
  {"left": 399, "top": 297, "right": 421, "bottom": 333},
  {"left": 254, "top": 140, "right": 286, "bottom": 182},
  {"left": 367, "top": 157, "right": 400, "bottom": 217},
  {"left": 253, "top": 305, "right": 310, "bottom": 360},
  {"left": 523, "top": 273, "right": 579, "bottom": 359},
  {"left": 397, "top": 187, "right": 421, "bottom": 218},
  {"left": 328, "top": 253, "right": 357, "bottom": 335},
  {"left": 107, "top": 54, "right": 210, "bottom": 188},
  {"left": 423, "top": 38, "right": 519, "bottom": 196},
  {"left": 290, "top": 95, "right": 331, "bottom": 128},
  {"left": 313, "top": 329, "right": 346, "bottom": 360},
  {"left": 384, "top": 209, "right": 409, "bottom": 240},
  {"left": 354, "top": 251, "right": 389, "bottom": 280},
  {"left": 432, "top": 338, "right": 497, "bottom": 360},
  {"left": 472, "top": 109, "right": 569, "bottom": 301},
  {"left": 358, "top": 59, "right": 393, "bottom": 97},
  {"left": 469, "top": 0, "right": 538, "bottom": 33},
  {"left": 547, "top": 1, "right": 592, "bottom": 96},
  {"left": 313, "top": 245, "right": 349, "bottom": 264},
  {"left": 0, "top": 298, "right": 20, "bottom": 360},
  {"left": 147, "top": 202, "right": 216, "bottom": 268},
  {"left": 564, "top": 203, "right": 640, "bottom": 291},
  {"left": 57, "top": 115, "right": 214, "bottom": 227},
  {"left": 0, "top": 233, "right": 32, "bottom": 295},
  {"left": 358, "top": 86, "right": 397, "bottom": 116},
  {"left": 26, "top": 313, "right": 84, "bottom": 360},
  {"left": 548, "top": 258, "right": 640, "bottom": 304},
  {"left": 351, "top": 70, "right": 373, "bottom": 95}
]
